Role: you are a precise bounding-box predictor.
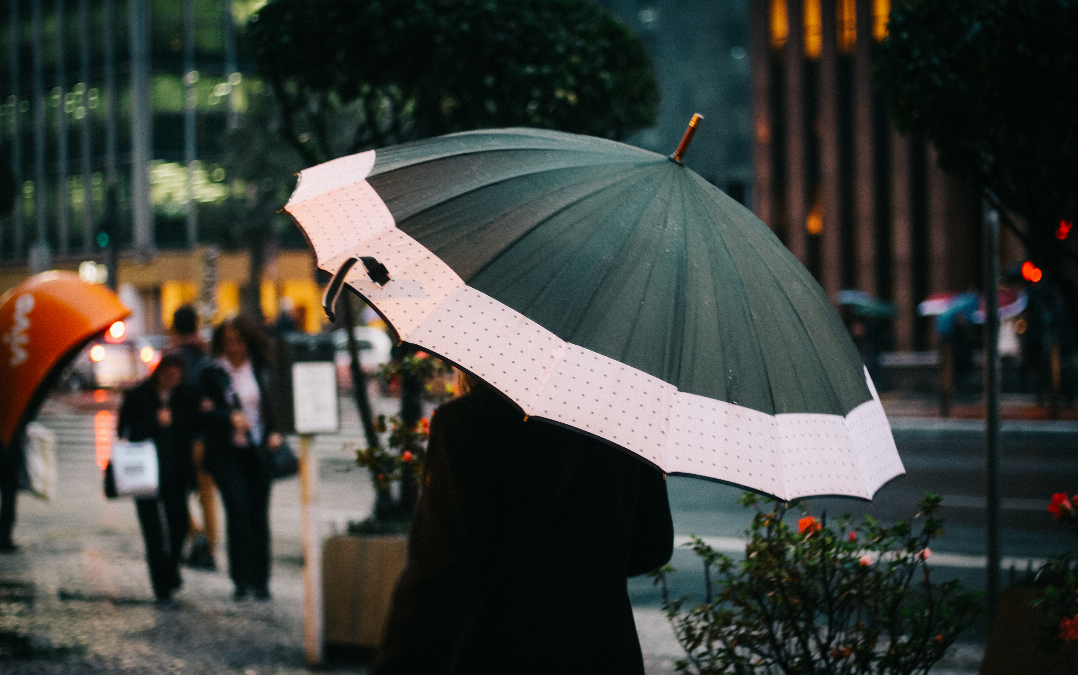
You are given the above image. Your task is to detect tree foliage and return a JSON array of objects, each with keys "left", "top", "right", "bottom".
[
  {"left": 246, "top": 0, "right": 660, "bottom": 165},
  {"left": 873, "top": 0, "right": 1078, "bottom": 327}
]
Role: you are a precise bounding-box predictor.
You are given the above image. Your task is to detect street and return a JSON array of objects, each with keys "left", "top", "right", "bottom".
[{"left": 1, "top": 389, "right": 1075, "bottom": 673}]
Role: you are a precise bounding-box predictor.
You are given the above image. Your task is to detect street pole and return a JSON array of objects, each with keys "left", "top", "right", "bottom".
[
  {"left": 300, "top": 433, "right": 323, "bottom": 666},
  {"left": 984, "top": 205, "right": 1001, "bottom": 615}
]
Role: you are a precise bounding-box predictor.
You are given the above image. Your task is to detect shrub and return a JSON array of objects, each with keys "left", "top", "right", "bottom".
[{"left": 649, "top": 493, "right": 980, "bottom": 674}]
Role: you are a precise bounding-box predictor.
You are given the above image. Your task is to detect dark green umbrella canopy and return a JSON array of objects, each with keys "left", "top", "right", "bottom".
[
  {"left": 287, "top": 127, "right": 902, "bottom": 501},
  {"left": 366, "top": 129, "right": 869, "bottom": 417}
]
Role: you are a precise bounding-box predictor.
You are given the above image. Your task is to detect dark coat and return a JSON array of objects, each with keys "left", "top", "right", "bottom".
[
  {"left": 198, "top": 360, "right": 279, "bottom": 462},
  {"left": 374, "top": 386, "right": 674, "bottom": 675},
  {"left": 116, "top": 378, "right": 197, "bottom": 494}
]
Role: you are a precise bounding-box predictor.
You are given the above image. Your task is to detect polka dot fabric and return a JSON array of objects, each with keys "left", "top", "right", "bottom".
[
  {"left": 527, "top": 345, "right": 676, "bottom": 470},
  {"left": 407, "top": 286, "right": 567, "bottom": 412},
  {"left": 667, "top": 393, "right": 784, "bottom": 498},
  {"left": 340, "top": 229, "right": 464, "bottom": 339}
]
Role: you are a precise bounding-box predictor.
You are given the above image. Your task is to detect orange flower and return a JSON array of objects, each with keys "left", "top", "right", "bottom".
[
  {"left": 401, "top": 451, "right": 414, "bottom": 462},
  {"left": 420, "top": 417, "right": 430, "bottom": 434},
  {"left": 1049, "top": 493, "right": 1075, "bottom": 520},
  {"left": 848, "top": 531, "right": 857, "bottom": 542},
  {"left": 798, "top": 516, "right": 822, "bottom": 534},
  {"left": 935, "top": 634, "right": 944, "bottom": 643},
  {"left": 1060, "top": 615, "right": 1078, "bottom": 641},
  {"left": 416, "top": 351, "right": 429, "bottom": 359},
  {"left": 916, "top": 548, "right": 932, "bottom": 561},
  {"left": 859, "top": 556, "right": 872, "bottom": 567}
]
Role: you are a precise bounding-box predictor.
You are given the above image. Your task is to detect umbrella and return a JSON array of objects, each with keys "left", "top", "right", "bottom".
[
  {"left": 285, "top": 126, "right": 902, "bottom": 501},
  {"left": 0, "top": 272, "right": 129, "bottom": 448},
  {"left": 917, "top": 290, "right": 1026, "bottom": 338},
  {"left": 836, "top": 290, "right": 896, "bottom": 319}
]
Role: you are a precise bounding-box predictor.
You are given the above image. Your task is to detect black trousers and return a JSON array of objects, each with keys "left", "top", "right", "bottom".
[
  {"left": 0, "top": 458, "right": 18, "bottom": 547},
  {"left": 135, "top": 484, "right": 188, "bottom": 600},
  {"left": 208, "top": 447, "right": 272, "bottom": 590}
]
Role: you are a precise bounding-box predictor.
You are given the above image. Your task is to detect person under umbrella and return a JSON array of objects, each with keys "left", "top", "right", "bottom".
[
  {"left": 373, "top": 372, "right": 674, "bottom": 674},
  {"left": 117, "top": 353, "right": 197, "bottom": 607}
]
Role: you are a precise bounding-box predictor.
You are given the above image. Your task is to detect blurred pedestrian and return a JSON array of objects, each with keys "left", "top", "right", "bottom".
[
  {"left": 373, "top": 374, "right": 674, "bottom": 675},
  {"left": 169, "top": 305, "right": 218, "bottom": 570},
  {"left": 0, "top": 432, "right": 24, "bottom": 552},
  {"left": 117, "top": 353, "right": 197, "bottom": 607},
  {"left": 199, "top": 316, "right": 283, "bottom": 601}
]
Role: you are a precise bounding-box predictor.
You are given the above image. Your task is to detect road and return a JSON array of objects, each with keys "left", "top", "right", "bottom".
[{"left": 8, "top": 390, "right": 1076, "bottom": 673}]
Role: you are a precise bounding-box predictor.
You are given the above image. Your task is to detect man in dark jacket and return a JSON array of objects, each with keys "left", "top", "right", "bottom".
[{"left": 374, "top": 379, "right": 674, "bottom": 675}]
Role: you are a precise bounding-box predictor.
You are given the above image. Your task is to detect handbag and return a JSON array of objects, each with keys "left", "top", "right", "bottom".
[
  {"left": 103, "top": 439, "right": 159, "bottom": 499},
  {"left": 264, "top": 440, "right": 299, "bottom": 481},
  {"left": 24, "top": 422, "right": 57, "bottom": 500}
]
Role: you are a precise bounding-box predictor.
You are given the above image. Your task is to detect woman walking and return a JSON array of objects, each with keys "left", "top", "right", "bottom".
[
  {"left": 117, "top": 353, "right": 197, "bottom": 607},
  {"left": 200, "top": 316, "right": 282, "bottom": 601}
]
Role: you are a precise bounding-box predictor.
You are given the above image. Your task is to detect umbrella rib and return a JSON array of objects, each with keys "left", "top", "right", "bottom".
[
  {"left": 700, "top": 177, "right": 848, "bottom": 414},
  {"left": 555, "top": 167, "right": 678, "bottom": 343},
  {"left": 680, "top": 176, "right": 776, "bottom": 412},
  {"left": 464, "top": 162, "right": 664, "bottom": 283}
]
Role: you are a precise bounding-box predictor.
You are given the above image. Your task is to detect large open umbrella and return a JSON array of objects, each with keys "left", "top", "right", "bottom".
[
  {"left": 285, "top": 127, "right": 902, "bottom": 501},
  {"left": 0, "top": 272, "right": 129, "bottom": 450}
]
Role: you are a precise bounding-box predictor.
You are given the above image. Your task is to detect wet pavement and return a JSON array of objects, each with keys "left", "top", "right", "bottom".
[{"left": 2, "top": 389, "right": 1070, "bottom": 673}]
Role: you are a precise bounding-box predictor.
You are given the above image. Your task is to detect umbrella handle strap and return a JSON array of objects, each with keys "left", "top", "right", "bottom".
[{"left": 321, "top": 256, "right": 391, "bottom": 322}]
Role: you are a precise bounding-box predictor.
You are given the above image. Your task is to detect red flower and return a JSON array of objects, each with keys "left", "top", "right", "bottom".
[
  {"left": 1049, "top": 493, "right": 1074, "bottom": 520},
  {"left": 798, "top": 516, "right": 822, "bottom": 534},
  {"left": 1060, "top": 615, "right": 1078, "bottom": 642},
  {"left": 848, "top": 531, "right": 857, "bottom": 542},
  {"left": 859, "top": 556, "right": 872, "bottom": 567},
  {"left": 916, "top": 547, "right": 932, "bottom": 561},
  {"left": 935, "top": 634, "right": 944, "bottom": 643},
  {"left": 416, "top": 351, "right": 429, "bottom": 360},
  {"left": 420, "top": 417, "right": 430, "bottom": 434},
  {"left": 401, "top": 451, "right": 414, "bottom": 462}
]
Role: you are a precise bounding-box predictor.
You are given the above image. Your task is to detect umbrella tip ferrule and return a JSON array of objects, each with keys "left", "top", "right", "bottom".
[{"left": 669, "top": 113, "right": 704, "bottom": 165}]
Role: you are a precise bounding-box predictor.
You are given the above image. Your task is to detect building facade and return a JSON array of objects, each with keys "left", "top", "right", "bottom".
[
  {"left": 0, "top": 0, "right": 322, "bottom": 333},
  {"left": 748, "top": 0, "right": 1009, "bottom": 351}
]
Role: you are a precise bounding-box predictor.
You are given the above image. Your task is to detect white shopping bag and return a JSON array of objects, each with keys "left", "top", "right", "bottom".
[
  {"left": 24, "top": 422, "right": 57, "bottom": 500},
  {"left": 109, "top": 439, "right": 159, "bottom": 497}
]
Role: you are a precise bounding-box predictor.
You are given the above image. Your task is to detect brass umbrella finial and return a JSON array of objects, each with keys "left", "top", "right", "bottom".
[{"left": 669, "top": 113, "right": 704, "bottom": 165}]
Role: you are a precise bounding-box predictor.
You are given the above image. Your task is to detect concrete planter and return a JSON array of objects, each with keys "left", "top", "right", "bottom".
[
  {"left": 981, "top": 585, "right": 1078, "bottom": 675},
  {"left": 322, "top": 534, "right": 408, "bottom": 649}
]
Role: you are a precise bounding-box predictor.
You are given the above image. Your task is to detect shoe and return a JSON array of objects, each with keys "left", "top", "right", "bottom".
[
  {"left": 233, "top": 585, "right": 249, "bottom": 601},
  {"left": 185, "top": 536, "right": 216, "bottom": 569},
  {"left": 0, "top": 541, "right": 18, "bottom": 554},
  {"left": 252, "top": 586, "right": 271, "bottom": 602}
]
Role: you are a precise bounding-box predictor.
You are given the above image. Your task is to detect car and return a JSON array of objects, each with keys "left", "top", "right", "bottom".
[
  {"left": 333, "top": 326, "right": 393, "bottom": 390},
  {"left": 63, "top": 322, "right": 169, "bottom": 391}
]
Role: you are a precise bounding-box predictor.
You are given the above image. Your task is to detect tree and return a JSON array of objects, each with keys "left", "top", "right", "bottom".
[
  {"left": 201, "top": 83, "right": 306, "bottom": 322},
  {"left": 246, "top": 0, "right": 660, "bottom": 524},
  {"left": 246, "top": 0, "right": 660, "bottom": 165},
  {"left": 874, "top": 0, "right": 1078, "bottom": 331}
]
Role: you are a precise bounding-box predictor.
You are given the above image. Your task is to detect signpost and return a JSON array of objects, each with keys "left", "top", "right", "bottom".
[{"left": 279, "top": 334, "right": 338, "bottom": 667}]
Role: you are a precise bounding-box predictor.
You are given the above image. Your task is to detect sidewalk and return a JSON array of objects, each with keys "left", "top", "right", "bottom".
[{"left": 0, "top": 390, "right": 1029, "bottom": 673}]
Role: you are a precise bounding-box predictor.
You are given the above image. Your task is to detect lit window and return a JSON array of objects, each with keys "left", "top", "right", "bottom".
[
  {"left": 838, "top": 0, "right": 856, "bottom": 53},
  {"left": 771, "top": 0, "right": 789, "bottom": 48},
  {"left": 804, "top": 0, "right": 822, "bottom": 59},
  {"left": 873, "top": 0, "right": 890, "bottom": 41}
]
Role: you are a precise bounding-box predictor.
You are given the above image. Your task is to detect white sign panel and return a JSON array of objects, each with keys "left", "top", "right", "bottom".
[{"left": 292, "top": 362, "right": 339, "bottom": 434}]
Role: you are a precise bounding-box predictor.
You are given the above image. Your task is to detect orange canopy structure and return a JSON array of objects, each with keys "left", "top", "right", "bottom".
[{"left": 0, "top": 272, "right": 129, "bottom": 448}]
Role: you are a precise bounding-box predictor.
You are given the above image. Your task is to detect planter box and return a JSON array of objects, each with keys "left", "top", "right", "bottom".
[
  {"left": 322, "top": 534, "right": 408, "bottom": 649},
  {"left": 981, "top": 585, "right": 1078, "bottom": 675}
]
